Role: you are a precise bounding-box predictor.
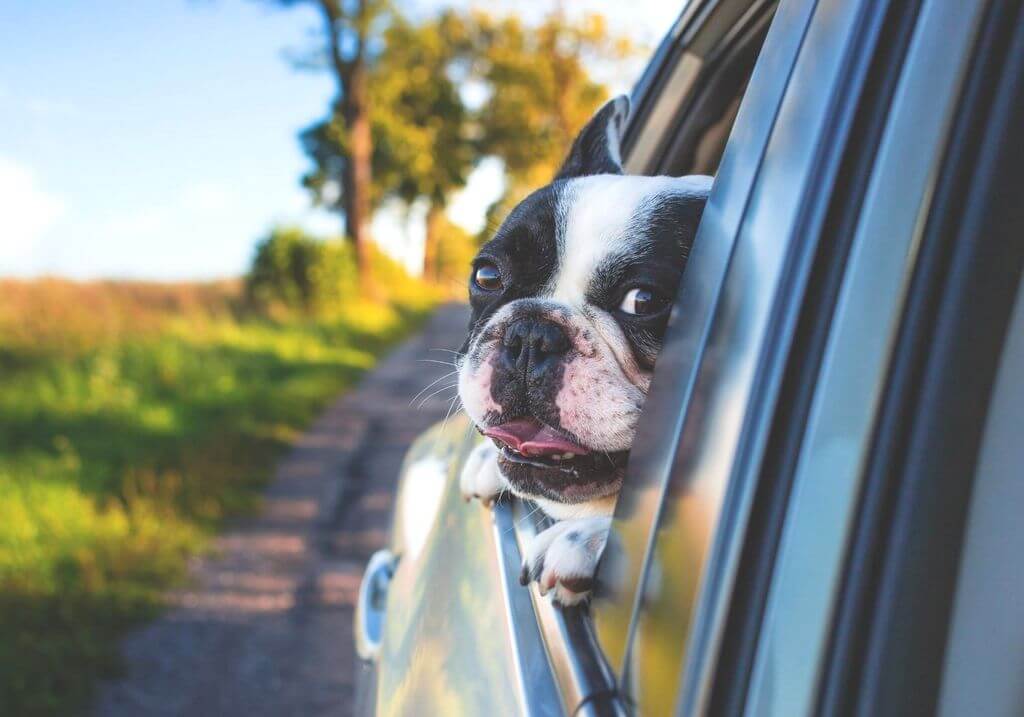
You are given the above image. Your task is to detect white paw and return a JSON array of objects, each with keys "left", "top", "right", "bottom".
[
  {"left": 460, "top": 441, "right": 507, "bottom": 507},
  {"left": 519, "top": 516, "right": 612, "bottom": 606}
]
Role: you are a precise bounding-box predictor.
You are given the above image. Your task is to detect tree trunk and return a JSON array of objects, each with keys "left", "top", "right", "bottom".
[
  {"left": 342, "top": 68, "right": 373, "bottom": 288},
  {"left": 320, "top": 0, "right": 374, "bottom": 290},
  {"left": 423, "top": 201, "right": 444, "bottom": 282}
]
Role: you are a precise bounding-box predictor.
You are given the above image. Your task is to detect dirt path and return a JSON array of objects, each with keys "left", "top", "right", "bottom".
[{"left": 93, "top": 304, "right": 469, "bottom": 717}]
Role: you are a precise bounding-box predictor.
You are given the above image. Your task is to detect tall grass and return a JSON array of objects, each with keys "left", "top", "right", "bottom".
[{"left": 0, "top": 277, "right": 439, "bottom": 715}]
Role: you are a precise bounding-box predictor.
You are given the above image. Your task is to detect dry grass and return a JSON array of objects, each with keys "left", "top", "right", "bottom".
[{"left": 0, "top": 278, "right": 439, "bottom": 715}]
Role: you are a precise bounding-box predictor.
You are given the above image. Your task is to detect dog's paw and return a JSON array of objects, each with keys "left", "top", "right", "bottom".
[
  {"left": 460, "top": 441, "right": 507, "bottom": 507},
  {"left": 519, "top": 516, "right": 612, "bottom": 606}
]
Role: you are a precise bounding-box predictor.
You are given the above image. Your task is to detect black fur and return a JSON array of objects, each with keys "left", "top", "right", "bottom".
[
  {"left": 460, "top": 94, "right": 711, "bottom": 506},
  {"left": 554, "top": 96, "right": 628, "bottom": 179},
  {"left": 464, "top": 184, "right": 563, "bottom": 359}
]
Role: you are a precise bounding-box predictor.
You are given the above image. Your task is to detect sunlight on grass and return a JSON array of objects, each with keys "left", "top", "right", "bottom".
[{"left": 0, "top": 278, "right": 441, "bottom": 715}]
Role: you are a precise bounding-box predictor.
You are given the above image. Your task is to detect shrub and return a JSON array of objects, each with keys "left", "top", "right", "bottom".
[
  {"left": 245, "top": 227, "right": 357, "bottom": 314},
  {"left": 245, "top": 226, "right": 450, "bottom": 316},
  {"left": 0, "top": 278, "right": 439, "bottom": 715}
]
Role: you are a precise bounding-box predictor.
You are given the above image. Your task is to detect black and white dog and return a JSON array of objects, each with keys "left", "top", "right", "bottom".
[{"left": 458, "top": 95, "right": 711, "bottom": 604}]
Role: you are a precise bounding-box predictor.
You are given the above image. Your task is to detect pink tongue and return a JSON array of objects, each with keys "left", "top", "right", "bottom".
[{"left": 484, "top": 418, "right": 589, "bottom": 457}]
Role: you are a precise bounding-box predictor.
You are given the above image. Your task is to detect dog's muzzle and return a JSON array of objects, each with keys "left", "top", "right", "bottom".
[{"left": 498, "top": 317, "right": 570, "bottom": 381}]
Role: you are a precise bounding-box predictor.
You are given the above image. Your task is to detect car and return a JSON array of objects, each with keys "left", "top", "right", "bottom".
[{"left": 354, "top": 0, "right": 1024, "bottom": 713}]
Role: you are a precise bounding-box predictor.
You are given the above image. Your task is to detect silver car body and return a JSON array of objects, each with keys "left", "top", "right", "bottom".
[{"left": 356, "top": 0, "right": 1022, "bottom": 713}]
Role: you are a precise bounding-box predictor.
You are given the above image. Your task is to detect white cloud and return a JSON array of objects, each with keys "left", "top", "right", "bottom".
[
  {"left": 100, "top": 207, "right": 167, "bottom": 237},
  {"left": 180, "top": 181, "right": 235, "bottom": 213},
  {"left": 0, "top": 157, "right": 65, "bottom": 272}
]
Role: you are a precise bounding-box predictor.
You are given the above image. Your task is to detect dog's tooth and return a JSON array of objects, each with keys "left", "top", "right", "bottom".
[{"left": 564, "top": 452, "right": 575, "bottom": 459}]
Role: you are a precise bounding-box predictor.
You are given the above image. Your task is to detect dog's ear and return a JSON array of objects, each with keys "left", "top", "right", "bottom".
[{"left": 555, "top": 94, "right": 630, "bottom": 180}]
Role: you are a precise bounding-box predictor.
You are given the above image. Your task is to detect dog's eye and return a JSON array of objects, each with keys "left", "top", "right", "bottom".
[
  {"left": 619, "top": 287, "right": 666, "bottom": 316},
  {"left": 473, "top": 262, "right": 503, "bottom": 292}
]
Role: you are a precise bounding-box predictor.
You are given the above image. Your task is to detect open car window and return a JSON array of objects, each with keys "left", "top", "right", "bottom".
[
  {"left": 493, "top": 1, "right": 782, "bottom": 711},
  {"left": 589, "top": 0, "right": 794, "bottom": 697},
  {"left": 589, "top": 0, "right": 966, "bottom": 711}
]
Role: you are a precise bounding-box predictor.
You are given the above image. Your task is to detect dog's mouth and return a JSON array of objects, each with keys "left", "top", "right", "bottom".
[{"left": 482, "top": 418, "right": 629, "bottom": 475}]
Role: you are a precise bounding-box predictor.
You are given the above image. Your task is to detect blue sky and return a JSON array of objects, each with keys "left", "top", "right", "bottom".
[{"left": 0, "top": 1, "right": 679, "bottom": 280}]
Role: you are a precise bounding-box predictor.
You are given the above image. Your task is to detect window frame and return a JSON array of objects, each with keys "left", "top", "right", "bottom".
[
  {"left": 589, "top": 0, "right": 899, "bottom": 712},
  {"left": 484, "top": 1, "right": 786, "bottom": 712},
  {"left": 488, "top": 0, "right": 789, "bottom": 712},
  {"left": 816, "top": 1, "right": 1024, "bottom": 713},
  {"left": 739, "top": 0, "right": 1004, "bottom": 714}
]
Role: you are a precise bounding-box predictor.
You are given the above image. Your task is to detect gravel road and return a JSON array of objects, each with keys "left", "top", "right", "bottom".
[{"left": 93, "top": 304, "right": 469, "bottom": 717}]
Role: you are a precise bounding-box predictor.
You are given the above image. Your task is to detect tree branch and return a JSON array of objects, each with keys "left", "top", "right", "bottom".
[{"left": 317, "top": 0, "right": 351, "bottom": 94}]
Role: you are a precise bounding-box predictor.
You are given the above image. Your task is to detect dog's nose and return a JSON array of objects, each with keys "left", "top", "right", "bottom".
[{"left": 501, "top": 318, "right": 570, "bottom": 378}]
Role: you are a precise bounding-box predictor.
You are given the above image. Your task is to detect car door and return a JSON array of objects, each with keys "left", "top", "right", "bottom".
[
  {"left": 593, "top": 0, "right": 1020, "bottom": 715},
  {"left": 357, "top": 1, "right": 786, "bottom": 715},
  {"left": 590, "top": 0, "right": 906, "bottom": 711},
  {"left": 361, "top": 0, "right": 1019, "bottom": 713}
]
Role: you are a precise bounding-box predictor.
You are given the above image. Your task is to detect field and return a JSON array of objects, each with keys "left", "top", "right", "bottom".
[{"left": 0, "top": 278, "right": 438, "bottom": 715}]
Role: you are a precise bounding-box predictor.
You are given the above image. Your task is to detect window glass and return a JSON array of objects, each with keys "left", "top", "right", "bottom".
[
  {"left": 587, "top": 0, "right": 798, "bottom": 699},
  {"left": 938, "top": 283, "right": 1024, "bottom": 717}
]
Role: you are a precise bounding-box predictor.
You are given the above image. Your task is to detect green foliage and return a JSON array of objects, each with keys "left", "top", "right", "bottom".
[
  {"left": 245, "top": 225, "right": 447, "bottom": 311},
  {"left": 470, "top": 10, "right": 635, "bottom": 207},
  {"left": 0, "top": 279, "right": 436, "bottom": 715},
  {"left": 246, "top": 227, "right": 357, "bottom": 313},
  {"left": 300, "top": 9, "right": 478, "bottom": 262},
  {"left": 297, "top": 7, "right": 634, "bottom": 274},
  {"left": 370, "top": 11, "right": 476, "bottom": 208}
]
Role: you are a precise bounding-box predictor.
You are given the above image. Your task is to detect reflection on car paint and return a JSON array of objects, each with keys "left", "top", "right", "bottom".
[{"left": 377, "top": 418, "right": 525, "bottom": 717}]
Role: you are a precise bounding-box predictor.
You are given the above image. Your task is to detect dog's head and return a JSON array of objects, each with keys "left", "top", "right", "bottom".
[{"left": 458, "top": 95, "right": 711, "bottom": 516}]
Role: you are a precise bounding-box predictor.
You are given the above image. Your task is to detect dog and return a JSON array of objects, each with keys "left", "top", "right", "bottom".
[{"left": 457, "top": 94, "right": 711, "bottom": 605}]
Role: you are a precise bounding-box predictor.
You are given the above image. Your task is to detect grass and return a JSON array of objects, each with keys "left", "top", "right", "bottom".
[{"left": 0, "top": 278, "right": 439, "bottom": 715}]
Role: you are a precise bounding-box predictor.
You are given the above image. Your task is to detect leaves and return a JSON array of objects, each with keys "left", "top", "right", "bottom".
[
  {"left": 278, "top": 5, "right": 635, "bottom": 274},
  {"left": 471, "top": 10, "right": 634, "bottom": 191}
]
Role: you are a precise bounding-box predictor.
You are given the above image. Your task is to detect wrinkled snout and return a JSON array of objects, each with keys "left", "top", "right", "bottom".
[
  {"left": 499, "top": 317, "right": 570, "bottom": 382},
  {"left": 459, "top": 300, "right": 648, "bottom": 457}
]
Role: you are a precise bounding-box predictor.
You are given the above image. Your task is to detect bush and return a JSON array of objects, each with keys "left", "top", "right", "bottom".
[
  {"left": 0, "top": 278, "right": 439, "bottom": 715},
  {"left": 245, "top": 227, "right": 358, "bottom": 314},
  {"left": 245, "top": 226, "right": 453, "bottom": 315}
]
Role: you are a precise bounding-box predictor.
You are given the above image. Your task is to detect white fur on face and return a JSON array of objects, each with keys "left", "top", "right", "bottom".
[
  {"left": 459, "top": 175, "right": 711, "bottom": 455},
  {"left": 548, "top": 174, "right": 697, "bottom": 303},
  {"left": 457, "top": 292, "right": 648, "bottom": 453},
  {"left": 457, "top": 354, "right": 501, "bottom": 419}
]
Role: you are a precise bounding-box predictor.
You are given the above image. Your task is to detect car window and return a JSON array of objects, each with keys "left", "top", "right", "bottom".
[
  {"left": 938, "top": 282, "right": 1024, "bottom": 717},
  {"left": 592, "top": 0, "right": 978, "bottom": 711},
  {"left": 742, "top": 0, "right": 994, "bottom": 713},
  {"left": 622, "top": 0, "right": 886, "bottom": 710},
  {"left": 494, "top": 2, "right": 783, "bottom": 710},
  {"left": 586, "top": 0, "right": 813, "bottom": 704}
]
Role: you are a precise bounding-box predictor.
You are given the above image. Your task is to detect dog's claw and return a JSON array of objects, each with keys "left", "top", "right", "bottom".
[
  {"left": 460, "top": 442, "right": 506, "bottom": 508},
  {"left": 519, "top": 517, "right": 611, "bottom": 606},
  {"left": 559, "top": 576, "right": 594, "bottom": 594}
]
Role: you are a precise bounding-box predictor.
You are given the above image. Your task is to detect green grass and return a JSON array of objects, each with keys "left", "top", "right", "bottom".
[{"left": 0, "top": 281, "right": 437, "bottom": 715}]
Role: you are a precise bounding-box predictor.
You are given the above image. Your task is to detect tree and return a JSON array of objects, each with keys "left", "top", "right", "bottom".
[
  {"left": 246, "top": 226, "right": 356, "bottom": 313},
  {"left": 470, "top": 11, "right": 634, "bottom": 215},
  {"left": 304, "top": 11, "right": 476, "bottom": 281},
  {"left": 370, "top": 11, "right": 476, "bottom": 280},
  {"left": 271, "top": 0, "right": 390, "bottom": 286},
  {"left": 282, "top": 6, "right": 630, "bottom": 282}
]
